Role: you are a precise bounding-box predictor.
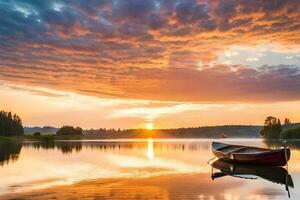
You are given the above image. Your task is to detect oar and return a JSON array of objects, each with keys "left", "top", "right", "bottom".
[
  {"left": 283, "top": 140, "right": 289, "bottom": 170},
  {"left": 207, "top": 156, "right": 216, "bottom": 164},
  {"left": 211, "top": 172, "right": 228, "bottom": 180},
  {"left": 286, "top": 174, "right": 291, "bottom": 198}
]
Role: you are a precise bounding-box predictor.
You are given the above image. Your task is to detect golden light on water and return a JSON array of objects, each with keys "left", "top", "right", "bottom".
[{"left": 147, "top": 138, "right": 154, "bottom": 160}]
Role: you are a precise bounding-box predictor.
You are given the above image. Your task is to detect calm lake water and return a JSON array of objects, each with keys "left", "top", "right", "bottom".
[{"left": 0, "top": 139, "right": 299, "bottom": 200}]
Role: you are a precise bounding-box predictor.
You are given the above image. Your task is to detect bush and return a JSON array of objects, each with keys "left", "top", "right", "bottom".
[
  {"left": 279, "top": 127, "right": 300, "bottom": 139},
  {"left": 33, "top": 132, "right": 41, "bottom": 137},
  {"left": 56, "top": 126, "right": 83, "bottom": 136}
]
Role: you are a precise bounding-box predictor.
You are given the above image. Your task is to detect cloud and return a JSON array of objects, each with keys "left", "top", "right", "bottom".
[
  {"left": 5, "top": 84, "right": 68, "bottom": 98},
  {"left": 2, "top": 63, "right": 300, "bottom": 102},
  {"left": 110, "top": 103, "right": 222, "bottom": 121},
  {"left": 246, "top": 57, "right": 259, "bottom": 62},
  {"left": 175, "top": 0, "right": 209, "bottom": 23},
  {"left": 0, "top": 0, "right": 300, "bottom": 103}
]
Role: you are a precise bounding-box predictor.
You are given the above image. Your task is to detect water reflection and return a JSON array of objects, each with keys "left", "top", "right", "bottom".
[
  {"left": 147, "top": 138, "right": 154, "bottom": 160},
  {"left": 0, "top": 139, "right": 211, "bottom": 167},
  {"left": 0, "top": 139, "right": 299, "bottom": 200},
  {"left": 24, "top": 141, "right": 82, "bottom": 154},
  {"left": 0, "top": 141, "right": 22, "bottom": 166},
  {"left": 22, "top": 139, "right": 210, "bottom": 155},
  {"left": 211, "top": 159, "right": 294, "bottom": 198},
  {"left": 264, "top": 139, "right": 300, "bottom": 150}
]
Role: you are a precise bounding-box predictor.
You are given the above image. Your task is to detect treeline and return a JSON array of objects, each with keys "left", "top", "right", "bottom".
[
  {"left": 24, "top": 126, "right": 82, "bottom": 137},
  {"left": 260, "top": 116, "right": 300, "bottom": 139},
  {"left": 84, "top": 125, "right": 262, "bottom": 139},
  {"left": 26, "top": 126, "right": 83, "bottom": 141},
  {"left": 24, "top": 126, "right": 59, "bottom": 135},
  {"left": 0, "top": 111, "right": 24, "bottom": 136}
]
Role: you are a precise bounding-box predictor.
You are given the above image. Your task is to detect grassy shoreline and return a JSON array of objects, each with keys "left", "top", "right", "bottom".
[{"left": 0, "top": 136, "right": 24, "bottom": 141}]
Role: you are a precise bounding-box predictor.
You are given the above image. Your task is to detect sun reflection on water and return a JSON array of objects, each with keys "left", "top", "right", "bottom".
[{"left": 147, "top": 138, "right": 154, "bottom": 160}]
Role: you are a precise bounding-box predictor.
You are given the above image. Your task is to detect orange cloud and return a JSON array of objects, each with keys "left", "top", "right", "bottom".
[{"left": 0, "top": 0, "right": 300, "bottom": 103}]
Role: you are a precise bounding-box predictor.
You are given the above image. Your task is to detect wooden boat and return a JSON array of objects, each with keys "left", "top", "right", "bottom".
[
  {"left": 211, "top": 160, "right": 294, "bottom": 197},
  {"left": 212, "top": 142, "right": 290, "bottom": 166}
]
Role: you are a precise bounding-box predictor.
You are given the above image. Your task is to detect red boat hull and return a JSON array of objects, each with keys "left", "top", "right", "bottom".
[{"left": 212, "top": 142, "right": 291, "bottom": 166}]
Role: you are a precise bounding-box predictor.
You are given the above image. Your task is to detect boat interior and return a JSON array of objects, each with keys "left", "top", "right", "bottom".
[{"left": 214, "top": 143, "right": 270, "bottom": 154}]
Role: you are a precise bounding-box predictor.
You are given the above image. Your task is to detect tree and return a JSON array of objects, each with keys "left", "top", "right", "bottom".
[
  {"left": 0, "top": 111, "right": 24, "bottom": 136},
  {"left": 260, "top": 116, "right": 282, "bottom": 139},
  {"left": 56, "top": 126, "right": 83, "bottom": 136},
  {"left": 284, "top": 118, "right": 291, "bottom": 126}
]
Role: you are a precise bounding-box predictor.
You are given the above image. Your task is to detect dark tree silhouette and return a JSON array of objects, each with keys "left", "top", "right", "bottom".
[
  {"left": 56, "top": 126, "right": 83, "bottom": 136},
  {"left": 260, "top": 116, "right": 282, "bottom": 139},
  {"left": 284, "top": 118, "right": 291, "bottom": 126},
  {"left": 0, "top": 111, "right": 24, "bottom": 136}
]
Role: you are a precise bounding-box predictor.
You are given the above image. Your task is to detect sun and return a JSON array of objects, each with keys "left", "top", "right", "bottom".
[{"left": 146, "top": 122, "right": 154, "bottom": 130}]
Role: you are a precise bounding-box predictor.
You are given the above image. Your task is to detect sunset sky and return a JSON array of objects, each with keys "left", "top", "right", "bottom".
[{"left": 1, "top": 0, "right": 300, "bottom": 129}]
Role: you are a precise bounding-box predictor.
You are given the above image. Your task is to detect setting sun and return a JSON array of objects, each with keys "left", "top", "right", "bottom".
[{"left": 146, "top": 123, "right": 154, "bottom": 130}]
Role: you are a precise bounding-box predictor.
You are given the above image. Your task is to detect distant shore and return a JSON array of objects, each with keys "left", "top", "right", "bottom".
[
  {"left": 1, "top": 123, "right": 298, "bottom": 141},
  {"left": 25, "top": 125, "right": 264, "bottom": 139}
]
